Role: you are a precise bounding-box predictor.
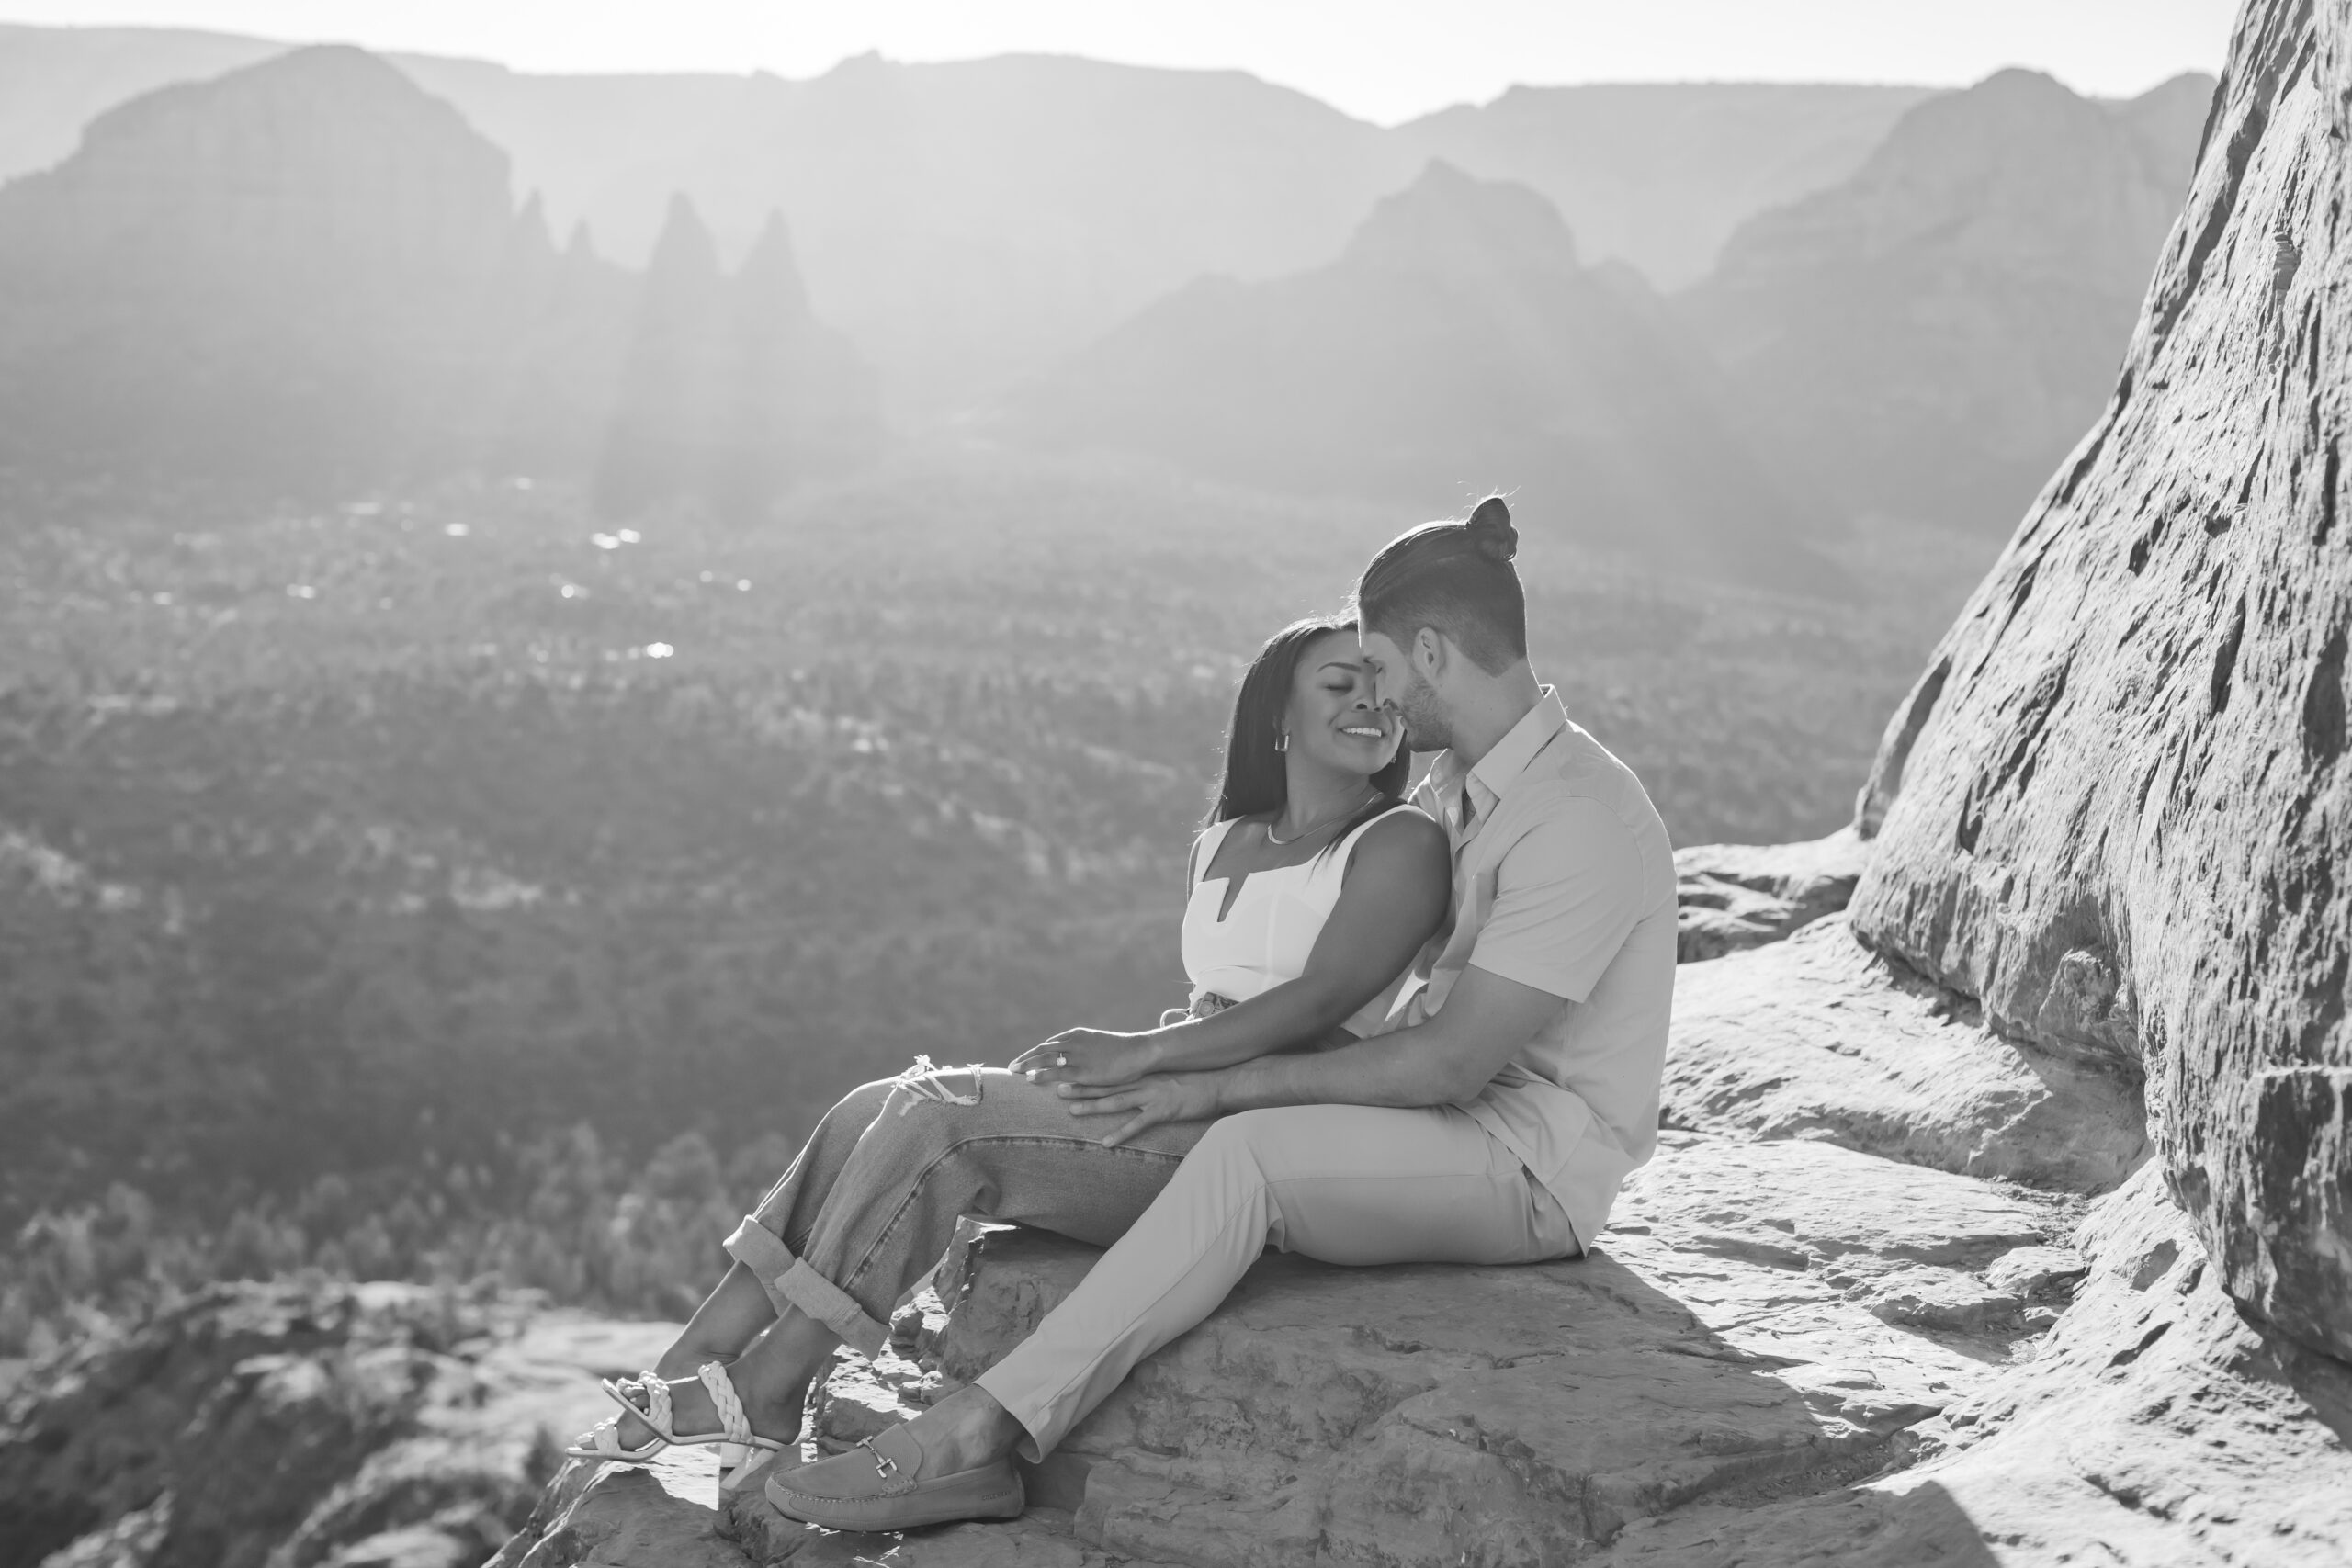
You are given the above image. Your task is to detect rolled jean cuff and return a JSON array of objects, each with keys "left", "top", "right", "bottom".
[{"left": 723, "top": 1215, "right": 889, "bottom": 1358}]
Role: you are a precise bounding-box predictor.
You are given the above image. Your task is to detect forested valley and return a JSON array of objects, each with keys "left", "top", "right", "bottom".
[{"left": 0, "top": 453, "right": 1979, "bottom": 1360}]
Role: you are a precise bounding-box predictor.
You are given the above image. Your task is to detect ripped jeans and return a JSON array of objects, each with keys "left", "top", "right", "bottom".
[{"left": 722, "top": 1064, "right": 1213, "bottom": 1358}]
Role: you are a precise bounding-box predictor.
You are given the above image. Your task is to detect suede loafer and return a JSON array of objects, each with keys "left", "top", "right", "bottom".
[{"left": 765, "top": 1424, "right": 1024, "bottom": 1531}]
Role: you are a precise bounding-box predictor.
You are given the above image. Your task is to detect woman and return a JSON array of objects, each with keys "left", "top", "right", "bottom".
[{"left": 568, "top": 615, "right": 1451, "bottom": 1490}]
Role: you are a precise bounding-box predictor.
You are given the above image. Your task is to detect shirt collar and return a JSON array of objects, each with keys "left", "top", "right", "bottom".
[{"left": 1427, "top": 687, "right": 1569, "bottom": 819}]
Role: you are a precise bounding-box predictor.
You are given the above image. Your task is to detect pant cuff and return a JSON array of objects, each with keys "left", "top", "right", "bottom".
[
  {"left": 722, "top": 1215, "right": 889, "bottom": 1358},
  {"left": 971, "top": 1364, "right": 1054, "bottom": 1464}
]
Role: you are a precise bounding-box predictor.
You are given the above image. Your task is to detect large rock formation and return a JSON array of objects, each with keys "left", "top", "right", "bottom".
[
  {"left": 991, "top": 160, "right": 1837, "bottom": 592},
  {"left": 1685, "top": 68, "right": 2213, "bottom": 535},
  {"left": 1847, "top": 0, "right": 2351, "bottom": 1364}
]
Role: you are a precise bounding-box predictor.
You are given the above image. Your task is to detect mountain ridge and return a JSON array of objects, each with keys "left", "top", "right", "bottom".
[
  {"left": 1680, "top": 65, "right": 2212, "bottom": 534},
  {"left": 989, "top": 158, "right": 1837, "bottom": 592},
  {"left": 0, "top": 23, "right": 1958, "bottom": 421}
]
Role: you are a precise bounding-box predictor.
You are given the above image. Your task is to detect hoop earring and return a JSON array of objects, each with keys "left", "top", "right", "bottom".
[{"left": 1274, "top": 730, "right": 1290, "bottom": 752}]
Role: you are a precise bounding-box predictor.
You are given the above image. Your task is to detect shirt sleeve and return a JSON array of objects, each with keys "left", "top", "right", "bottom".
[{"left": 1467, "top": 796, "right": 1646, "bottom": 1002}]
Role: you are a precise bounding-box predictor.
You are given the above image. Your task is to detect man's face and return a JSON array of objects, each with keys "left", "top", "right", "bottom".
[{"left": 1357, "top": 626, "right": 1449, "bottom": 753}]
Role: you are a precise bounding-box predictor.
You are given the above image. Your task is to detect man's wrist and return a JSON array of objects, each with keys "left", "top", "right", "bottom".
[
  {"left": 1208, "top": 1058, "right": 1265, "bottom": 1115},
  {"left": 1191, "top": 1064, "right": 1235, "bottom": 1117}
]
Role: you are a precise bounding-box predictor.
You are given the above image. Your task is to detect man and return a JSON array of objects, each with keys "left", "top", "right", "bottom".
[{"left": 766, "top": 494, "right": 1679, "bottom": 1529}]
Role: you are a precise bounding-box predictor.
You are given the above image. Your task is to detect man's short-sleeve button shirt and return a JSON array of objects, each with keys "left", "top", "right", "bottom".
[{"left": 1385, "top": 689, "right": 1678, "bottom": 1250}]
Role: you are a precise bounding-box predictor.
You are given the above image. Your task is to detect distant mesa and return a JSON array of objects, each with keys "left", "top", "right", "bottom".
[
  {"left": 1395, "top": 81, "right": 1940, "bottom": 290},
  {"left": 0, "top": 45, "right": 515, "bottom": 482},
  {"left": 1683, "top": 67, "right": 2216, "bottom": 536},
  {"left": 0, "top": 43, "right": 879, "bottom": 513},
  {"left": 0, "top": 19, "right": 285, "bottom": 184},
  {"left": 989, "top": 159, "right": 1839, "bottom": 592}
]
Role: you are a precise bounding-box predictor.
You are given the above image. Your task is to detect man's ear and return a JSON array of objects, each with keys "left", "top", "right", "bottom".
[{"left": 1411, "top": 626, "right": 1448, "bottom": 679}]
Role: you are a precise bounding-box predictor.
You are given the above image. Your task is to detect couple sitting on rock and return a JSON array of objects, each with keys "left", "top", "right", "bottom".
[{"left": 567, "top": 496, "right": 1678, "bottom": 1531}]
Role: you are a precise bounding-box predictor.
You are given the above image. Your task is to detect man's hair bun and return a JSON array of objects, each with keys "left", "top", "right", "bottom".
[
  {"left": 1352, "top": 493, "right": 1530, "bottom": 673},
  {"left": 1464, "top": 495, "right": 1516, "bottom": 563}
]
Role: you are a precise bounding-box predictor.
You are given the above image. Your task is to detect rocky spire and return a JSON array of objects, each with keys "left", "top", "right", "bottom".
[{"left": 594, "top": 192, "right": 729, "bottom": 516}]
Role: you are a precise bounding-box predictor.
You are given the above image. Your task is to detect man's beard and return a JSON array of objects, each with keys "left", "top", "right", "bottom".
[{"left": 1392, "top": 672, "right": 1450, "bottom": 753}]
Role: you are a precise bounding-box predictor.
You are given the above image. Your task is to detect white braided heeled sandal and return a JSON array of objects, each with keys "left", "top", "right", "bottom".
[
  {"left": 567, "top": 1362, "right": 791, "bottom": 1480},
  {"left": 563, "top": 1369, "right": 674, "bottom": 1462}
]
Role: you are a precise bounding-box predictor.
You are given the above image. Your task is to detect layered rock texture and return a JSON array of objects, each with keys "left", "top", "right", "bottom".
[
  {"left": 1672, "top": 829, "right": 1864, "bottom": 960},
  {"left": 1848, "top": 0, "right": 2352, "bottom": 1365}
]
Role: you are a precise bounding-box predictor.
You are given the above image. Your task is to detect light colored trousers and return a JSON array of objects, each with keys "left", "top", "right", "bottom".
[
  {"left": 724, "top": 1067, "right": 1211, "bottom": 1359},
  {"left": 973, "top": 1099, "right": 1575, "bottom": 1459},
  {"left": 724, "top": 1066, "right": 1573, "bottom": 1460}
]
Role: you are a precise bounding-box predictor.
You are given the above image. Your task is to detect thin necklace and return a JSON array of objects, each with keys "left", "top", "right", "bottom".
[{"left": 1264, "top": 786, "right": 1379, "bottom": 847}]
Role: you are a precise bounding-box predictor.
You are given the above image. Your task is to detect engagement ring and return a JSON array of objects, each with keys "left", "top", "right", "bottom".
[{"left": 1057, "top": 1053, "right": 1068, "bottom": 1067}]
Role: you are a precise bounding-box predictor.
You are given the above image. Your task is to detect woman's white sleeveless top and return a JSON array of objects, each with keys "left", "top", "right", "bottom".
[{"left": 1179, "top": 803, "right": 1423, "bottom": 1039}]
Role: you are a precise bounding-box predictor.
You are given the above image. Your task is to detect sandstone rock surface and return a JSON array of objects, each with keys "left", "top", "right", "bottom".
[
  {"left": 1673, "top": 828, "right": 1865, "bottom": 960},
  {"left": 1600, "top": 1166, "right": 2352, "bottom": 1567},
  {"left": 684, "top": 1133, "right": 2084, "bottom": 1567},
  {"left": 1846, "top": 0, "right": 2352, "bottom": 1361},
  {"left": 1665, "top": 914, "right": 2146, "bottom": 1190},
  {"left": 490, "top": 1446, "right": 746, "bottom": 1568},
  {"left": 580, "top": 1122, "right": 2338, "bottom": 1567}
]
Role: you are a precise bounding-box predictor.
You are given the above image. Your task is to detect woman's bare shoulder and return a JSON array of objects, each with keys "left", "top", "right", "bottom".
[{"left": 1347, "top": 805, "right": 1450, "bottom": 872}]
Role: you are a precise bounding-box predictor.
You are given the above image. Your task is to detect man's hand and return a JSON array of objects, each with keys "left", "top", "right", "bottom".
[
  {"left": 1058, "top": 1071, "right": 1221, "bottom": 1147},
  {"left": 1010, "top": 1027, "right": 1160, "bottom": 1089}
]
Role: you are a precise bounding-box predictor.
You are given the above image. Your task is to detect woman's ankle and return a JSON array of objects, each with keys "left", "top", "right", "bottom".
[
  {"left": 654, "top": 1337, "right": 739, "bottom": 1379},
  {"left": 751, "top": 1379, "right": 809, "bottom": 1438}
]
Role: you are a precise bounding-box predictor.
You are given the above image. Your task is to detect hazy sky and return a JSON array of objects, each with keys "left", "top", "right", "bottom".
[{"left": 7, "top": 0, "right": 2239, "bottom": 124}]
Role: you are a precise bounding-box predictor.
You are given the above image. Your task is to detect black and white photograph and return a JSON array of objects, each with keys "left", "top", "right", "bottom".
[{"left": 0, "top": 2, "right": 2345, "bottom": 1564}]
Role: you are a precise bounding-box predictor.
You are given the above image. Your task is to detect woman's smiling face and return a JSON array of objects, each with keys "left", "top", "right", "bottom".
[{"left": 1284, "top": 629, "right": 1400, "bottom": 779}]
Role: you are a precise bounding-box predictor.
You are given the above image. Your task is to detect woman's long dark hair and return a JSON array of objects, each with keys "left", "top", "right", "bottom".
[{"left": 1208, "top": 615, "right": 1411, "bottom": 844}]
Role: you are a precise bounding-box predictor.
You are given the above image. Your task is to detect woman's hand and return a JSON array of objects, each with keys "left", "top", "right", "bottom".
[
  {"left": 1058, "top": 1071, "right": 1223, "bottom": 1147},
  {"left": 1010, "top": 1028, "right": 1161, "bottom": 1089}
]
